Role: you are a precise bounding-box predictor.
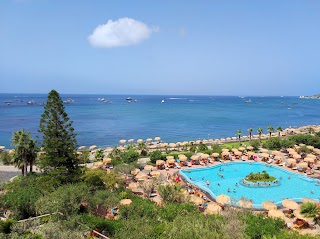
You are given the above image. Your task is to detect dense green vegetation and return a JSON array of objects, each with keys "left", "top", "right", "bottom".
[
  {"left": 301, "top": 203, "right": 320, "bottom": 218},
  {"left": 1, "top": 92, "right": 320, "bottom": 238},
  {"left": 245, "top": 170, "right": 276, "bottom": 183}
]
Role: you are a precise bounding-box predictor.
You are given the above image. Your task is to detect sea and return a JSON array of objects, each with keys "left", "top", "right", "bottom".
[{"left": 1, "top": 93, "right": 320, "bottom": 149}]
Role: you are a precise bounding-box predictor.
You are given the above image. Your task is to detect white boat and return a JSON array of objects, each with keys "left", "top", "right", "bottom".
[
  {"left": 126, "top": 97, "right": 133, "bottom": 101},
  {"left": 161, "top": 100, "right": 165, "bottom": 103},
  {"left": 27, "top": 100, "right": 36, "bottom": 105},
  {"left": 244, "top": 99, "right": 252, "bottom": 103},
  {"left": 63, "top": 98, "right": 74, "bottom": 104}
]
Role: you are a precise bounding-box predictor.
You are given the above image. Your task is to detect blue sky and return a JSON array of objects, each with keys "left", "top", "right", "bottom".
[{"left": 1, "top": 0, "right": 320, "bottom": 95}]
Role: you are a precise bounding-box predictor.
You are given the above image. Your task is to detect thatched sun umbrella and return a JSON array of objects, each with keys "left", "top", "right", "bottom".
[
  {"left": 302, "top": 198, "right": 317, "bottom": 204},
  {"left": 238, "top": 147, "right": 246, "bottom": 152},
  {"left": 128, "top": 182, "right": 139, "bottom": 190},
  {"left": 150, "top": 171, "right": 160, "bottom": 178},
  {"left": 120, "top": 199, "right": 132, "bottom": 206},
  {"left": 247, "top": 146, "right": 253, "bottom": 151},
  {"left": 144, "top": 165, "right": 154, "bottom": 171},
  {"left": 156, "top": 160, "right": 165, "bottom": 166},
  {"left": 155, "top": 137, "right": 161, "bottom": 142},
  {"left": 215, "top": 194, "right": 231, "bottom": 205},
  {"left": 189, "top": 195, "right": 203, "bottom": 205},
  {"left": 282, "top": 199, "right": 299, "bottom": 210},
  {"left": 89, "top": 145, "right": 97, "bottom": 150},
  {"left": 238, "top": 199, "right": 252, "bottom": 208},
  {"left": 304, "top": 157, "right": 315, "bottom": 163},
  {"left": 137, "top": 139, "right": 144, "bottom": 143},
  {"left": 297, "top": 162, "right": 308, "bottom": 169},
  {"left": 131, "top": 168, "right": 140, "bottom": 176},
  {"left": 135, "top": 172, "right": 148, "bottom": 180},
  {"left": 201, "top": 154, "right": 209, "bottom": 160},
  {"left": 261, "top": 153, "right": 269, "bottom": 158},
  {"left": 146, "top": 138, "right": 153, "bottom": 143},
  {"left": 307, "top": 154, "right": 316, "bottom": 159},
  {"left": 104, "top": 147, "right": 113, "bottom": 153},
  {"left": 179, "top": 156, "right": 187, "bottom": 162},
  {"left": 166, "top": 158, "right": 175, "bottom": 165},
  {"left": 119, "top": 139, "right": 126, "bottom": 145},
  {"left": 307, "top": 146, "right": 314, "bottom": 151},
  {"left": 78, "top": 146, "right": 86, "bottom": 150},
  {"left": 191, "top": 155, "right": 200, "bottom": 161},
  {"left": 128, "top": 139, "right": 135, "bottom": 143},
  {"left": 212, "top": 153, "right": 220, "bottom": 158},
  {"left": 234, "top": 151, "right": 242, "bottom": 156},
  {"left": 103, "top": 158, "right": 112, "bottom": 164},
  {"left": 292, "top": 154, "right": 301, "bottom": 159},
  {"left": 222, "top": 148, "right": 229, "bottom": 152},
  {"left": 262, "top": 201, "right": 277, "bottom": 211},
  {"left": 260, "top": 148, "right": 269, "bottom": 153},
  {"left": 166, "top": 156, "right": 174, "bottom": 160},
  {"left": 272, "top": 150, "right": 281, "bottom": 155},
  {"left": 286, "top": 158, "right": 296, "bottom": 166},
  {"left": 268, "top": 210, "right": 285, "bottom": 220},
  {"left": 205, "top": 203, "right": 222, "bottom": 215}
]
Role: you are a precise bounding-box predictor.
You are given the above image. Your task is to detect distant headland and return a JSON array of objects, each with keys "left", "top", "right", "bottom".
[{"left": 299, "top": 93, "right": 320, "bottom": 99}]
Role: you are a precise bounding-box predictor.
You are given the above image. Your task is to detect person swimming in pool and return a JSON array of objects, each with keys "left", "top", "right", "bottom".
[
  {"left": 233, "top": 189, "right": 236, "bottom": 193},
  {"left": 227, "top": 188, "right": 231, "bottom": 193},
  {"left": 206, "top": 180, "right": 210, "bottom": 186}
]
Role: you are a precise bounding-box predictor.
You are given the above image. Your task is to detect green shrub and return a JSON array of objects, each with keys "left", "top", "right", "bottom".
[
  {"left": 120, "top": 150, "right": 139, "bottom": 164},
  {"left": 251, "top": 140, "right": 260, "bottom": 151},
  {"left": 242, "top": 212, "right": 285, "bottom": 239},
  {"left": 299, "top": 145, "right": 310, "bottom": 153},
  {"left": 35, "top": 183, "right": 90, "bottom": 217},
  {"left": 300, "top": 202, "right": 320, "bottom": 218},
  {"left": 1, "top": 175, "right": 60, "bottom": 220},
  {"left": 197, "top": 142, "right": 208, "bottom": 152},
  {"left": 263, "top": 138, "right": 282, "bottom": 150},
  {"left": 211, "top": 144, "right": 222, "bottom": 154},
  {"left": 94, "top": 149, "right": 104, "bottom": 162},
  {"left": 189, "top": 146, "right": 197, "bottom": 153},
  {"left": 0, "top": 151, "right": 12, "bottom": 165},
  {"left": 79, "top": 150, "right": 90, "bottom": 163},
  {"left": 280, "top": 139, "right": 295, "bottom": 149},
  {"left": 149, "top": 150, "right": 165, "bottom": 164},
  {"left": 0, "top": 219, "right": 15, "bottom": 234}
]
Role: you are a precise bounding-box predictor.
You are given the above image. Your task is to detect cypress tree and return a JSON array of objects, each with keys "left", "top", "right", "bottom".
[{"left": 39, "top": 90, "right": 80, "bottom": 183}]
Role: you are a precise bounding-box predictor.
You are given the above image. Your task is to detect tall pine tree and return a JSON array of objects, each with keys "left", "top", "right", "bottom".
[{"left": 39, "top": 90, "right": 80, "bottom": 183}]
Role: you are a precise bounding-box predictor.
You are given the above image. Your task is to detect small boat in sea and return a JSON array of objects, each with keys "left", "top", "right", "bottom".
[
  {"left": 27, "top": 100, "right": 36, "bottom": 105},
  {"left": 126, "top": 97, "right": 133, "bottom": 101},
  {"left": 244, "top": 99, "right": 252, "bottom": 103},
  {"left": 161, "top": 100, "right": 165, "bottom": 103},
  {"left": 63, "top": 98, "right": 74, "bottom": 104}
]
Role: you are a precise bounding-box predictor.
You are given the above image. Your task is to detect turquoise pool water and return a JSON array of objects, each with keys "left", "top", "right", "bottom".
[{"left": 180, "top": 162, "right": 320, "bottom": 208}]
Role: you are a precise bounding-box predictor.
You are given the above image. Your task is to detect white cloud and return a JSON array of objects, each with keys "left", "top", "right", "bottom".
[{"left": 88, "top": 17, "right": 158, "bottom": 48}]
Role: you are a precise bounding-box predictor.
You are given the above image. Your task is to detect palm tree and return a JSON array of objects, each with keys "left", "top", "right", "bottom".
[
  {"left": 236, "top": 130, "right": 242, "bottom": 145},
  {"left": 12, "top": 129, "right": 36, "bottom": 176},
  {"left": 257, "top": 128, "right": 263, "bottom": 143},
  {"left": 248, "top": 128, "right": 253, "bottom": 145},
  {"left": 267, "top": 126, "right": 274, "bottom": 138},
  {"left": 276, "top": 126, "right": 283, "bottom": 137}
]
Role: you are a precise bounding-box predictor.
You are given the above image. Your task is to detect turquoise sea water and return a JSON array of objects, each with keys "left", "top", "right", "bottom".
[
  {"left": 180, "top": 162, "right": 320, "bottom": 208},
  {"left": 1, "top": 94, "right": 320, "bottom": 148}
]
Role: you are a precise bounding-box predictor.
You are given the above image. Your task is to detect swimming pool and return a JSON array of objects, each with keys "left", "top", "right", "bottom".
[{"left": 180, "top": 162, "right": 320, "bottom": 209}]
